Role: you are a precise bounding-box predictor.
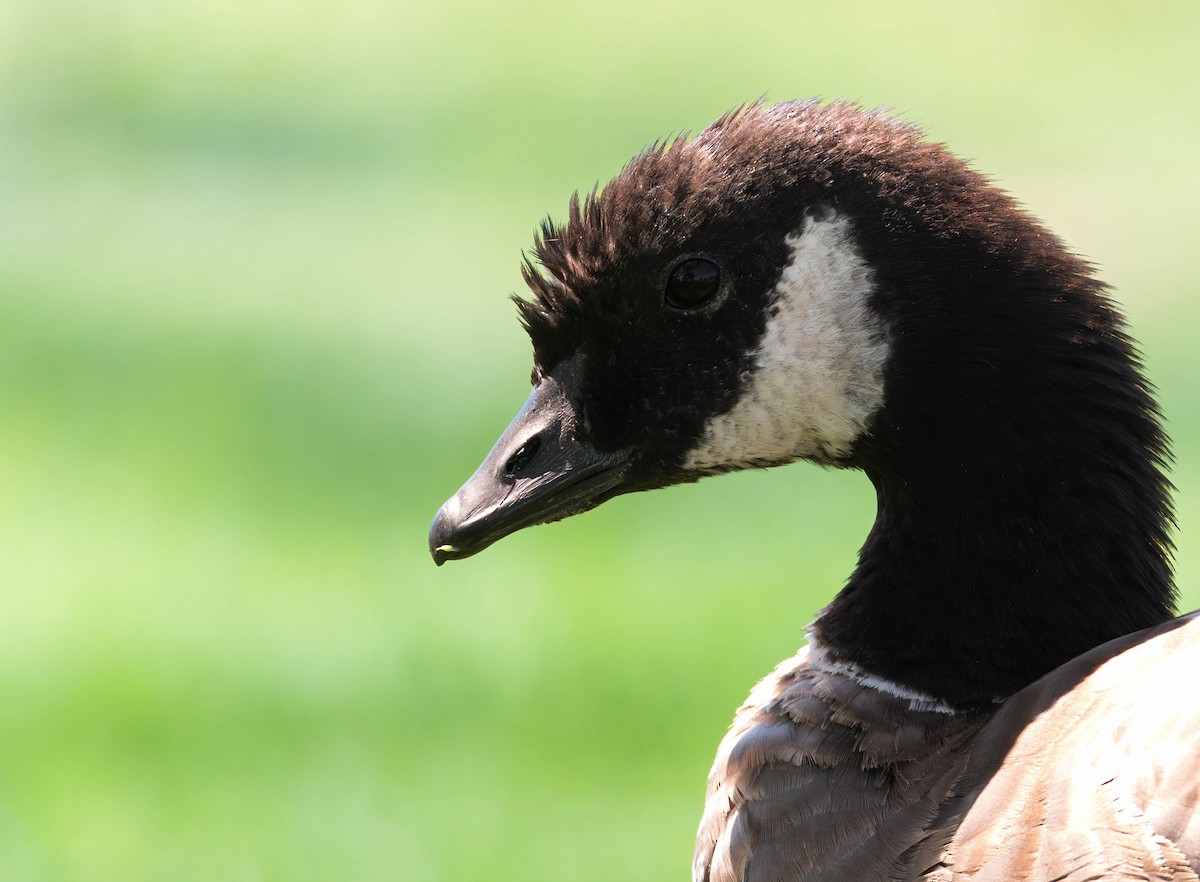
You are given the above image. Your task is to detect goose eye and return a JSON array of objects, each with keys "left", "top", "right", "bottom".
[{"left": 665, "top": 258, "right": 721, "bottom": 310}]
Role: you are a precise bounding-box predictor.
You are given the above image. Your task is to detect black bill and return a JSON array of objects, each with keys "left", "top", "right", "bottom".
[{"left": 429, "top": 357, "right": 631, "bottom": 565}]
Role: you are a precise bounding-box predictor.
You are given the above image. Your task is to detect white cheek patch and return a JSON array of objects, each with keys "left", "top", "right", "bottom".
[{"left": 684, "top": 213, "right": 889, "bottom": 471}]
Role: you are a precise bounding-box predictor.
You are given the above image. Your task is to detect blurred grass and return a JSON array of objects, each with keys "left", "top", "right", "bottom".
[{"left": 1, "top": 1, "right": 1199, "bottom": 879}]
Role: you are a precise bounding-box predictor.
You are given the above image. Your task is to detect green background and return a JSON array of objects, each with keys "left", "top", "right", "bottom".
[{"left": 2, "top": 2, "right": 1198, "bottom": 879}]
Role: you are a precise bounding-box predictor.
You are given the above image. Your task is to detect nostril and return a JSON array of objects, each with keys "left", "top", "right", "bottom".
[{"left": 504, "top": 435, "right": 543, "bottom": 477}]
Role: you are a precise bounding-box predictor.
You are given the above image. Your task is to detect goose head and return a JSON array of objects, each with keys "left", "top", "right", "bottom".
[
  {"left": 429, "top": 101, "right": 1173, "bottom": 707},
  {"left": 429, "top": 103, "right": 893, "bottom": 562}
]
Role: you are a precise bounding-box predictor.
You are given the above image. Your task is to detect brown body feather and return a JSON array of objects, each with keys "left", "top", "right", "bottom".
[{"left": 697, "top": 613, "right": 1200, "bottom": 881}]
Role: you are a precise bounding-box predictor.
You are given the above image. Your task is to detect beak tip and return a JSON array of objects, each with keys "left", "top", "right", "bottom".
[
  {"left": 429, "top": 502, "right": 459, "bottom": 566},
  {"left": 431, "top": 544, "right": 459, "bottom": 566}
]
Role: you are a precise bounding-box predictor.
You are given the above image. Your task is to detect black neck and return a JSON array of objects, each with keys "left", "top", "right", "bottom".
[{"left": 812, "top": 242, "right": 1175, "bottom": 710}]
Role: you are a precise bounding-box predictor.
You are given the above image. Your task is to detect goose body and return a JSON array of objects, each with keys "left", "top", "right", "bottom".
[
  {"left": 698, "top": 614, "right": 1200, "bottom": 880},
  {"left": 429, "top": 102, "right": 1200, "bottom": 880}
]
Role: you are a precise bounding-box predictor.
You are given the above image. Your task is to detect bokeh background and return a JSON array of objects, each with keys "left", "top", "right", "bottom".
[{"left": 2, "top": 2, "right": 1198, "bottom": 879}]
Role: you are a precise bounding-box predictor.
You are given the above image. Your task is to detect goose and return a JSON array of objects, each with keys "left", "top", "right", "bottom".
[{"left": 427, "top": 101, "right": 1200, "bottom": 881}]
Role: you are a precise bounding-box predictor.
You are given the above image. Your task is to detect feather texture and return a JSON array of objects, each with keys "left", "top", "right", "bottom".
[{"left": 697, "top": 613, "right": 1200, "bottom": 881}]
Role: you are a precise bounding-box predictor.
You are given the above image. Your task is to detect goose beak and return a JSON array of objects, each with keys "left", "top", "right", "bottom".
[{"left": 429, "top": 358, "right": 631, "bottom": 565}]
